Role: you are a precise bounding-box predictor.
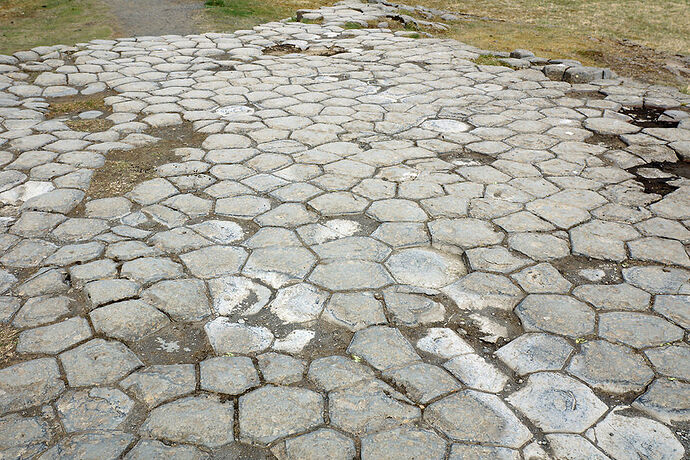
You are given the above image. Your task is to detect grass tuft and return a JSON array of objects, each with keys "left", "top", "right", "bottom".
[{"left": 472, "top": 54, "right": 513, "bottom": 68}]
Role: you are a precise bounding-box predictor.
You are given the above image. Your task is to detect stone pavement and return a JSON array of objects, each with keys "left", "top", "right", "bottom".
[{"left": 1, "top": 1, "right": 690, "bottom": 458}]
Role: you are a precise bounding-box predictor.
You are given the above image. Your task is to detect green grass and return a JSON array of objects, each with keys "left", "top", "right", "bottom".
[
  {"left": 343, "top": 21, "right": 363, "bottom": 29},
  {"left": 472, "top": 54, "right": 513, "bottom": 68}
]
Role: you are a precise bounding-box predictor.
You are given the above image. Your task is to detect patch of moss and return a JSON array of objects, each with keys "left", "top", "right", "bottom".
[{"left": 472, "top": 54, "right": 514, "bottom": 68}]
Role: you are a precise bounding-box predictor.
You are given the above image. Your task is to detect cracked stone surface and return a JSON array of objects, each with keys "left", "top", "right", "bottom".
[{"left": 0, "top": 1, "right": 688, "bottom": 457}]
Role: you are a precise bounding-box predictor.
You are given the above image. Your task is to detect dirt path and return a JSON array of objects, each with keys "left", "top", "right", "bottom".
[{"left": 107, "top": 0, "right": 205, "bottom": 37}]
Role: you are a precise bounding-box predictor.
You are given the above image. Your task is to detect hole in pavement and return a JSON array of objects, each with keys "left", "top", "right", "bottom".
[{"left": 620, "top": 106, "right": 680, "bottom": 128}]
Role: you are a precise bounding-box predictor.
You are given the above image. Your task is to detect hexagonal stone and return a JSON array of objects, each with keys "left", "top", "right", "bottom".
[
  {"left": 515, "top": 294, "right": 595, "bottom": 337},
  {"left": 645, "top": 344, "right": 690, "bottom": 380},
  {"left": 257, "top": 352, "right": 306, "bottom": 385},
  {"left": 127, "top": 178, "right": 178, "bottom": 205},
  {"left": 179, "top": 245, "right": 248, "bottom": 278},
  {"left": 56, "top": 387, "right": 134, "bottom": 432},
  {"left": 0, "top": 358, "right": 64, "bottom": 413},
  {"left": 59, "top": 339, "right": 142, "bottom": 387},
  {"left": 633, "top": 379, "right": 690, "bottom": 424},
  {"left": 239, "top": 385, "right": 324, "bottom": 445},
  {"left": 384, "top": 362, "right": 461, "bottom": 404},
  {"left": 307, "top": 356, "right": 376, "bottom": 392},
  {"left": 309, "top": 192, "right": 369, "bottom": 216},
  {"left": 383, "top": 287, "right": 446, "bottom": 327},
  {"left": 16, "top": 316, "right": 92, "bottom": 354},
  {"left": 416, "top": 328, "right": 475, "bottom": 359},
  {"left": 507, "top": 372, "right": 607, "bottom": 433},
  {"left": 329, "top": 379, "right": 421, "bottom": 436},
  {"left": 593, "top": 408, "right": 684, "bottom": 460},
  {"left": 22, "top": 188, "right": 84, "bottom": 213},
  {"left": 572, "top": 283, "right": 651, "bottom": 310},
  {"left": 442, "top": 272, "right": 523, "bottom": 311},
  {"left": 465, "top": 246, "right": 532, "bottom": 273},
  {"left": 424, "top": 390, "right": 531, "bottom": 448},
  {"left": 567, "top": 340, "right": 654, "bottom": 393},
  {"left": 243, "top": 246, "right": 316, "bottom": 288},
  {"left": 255, "top": 203, "right": 318, "bottom": 227},
  {"left": 276, "top": 428, "right": 355, "bottom": 460},
  {"left": 496, "top": 333, "right": 574, "bottom": 375},
  {"left": 121, "top": 257, "right": 183, "bottom": 285},
  {"left": 216, "top": 195, "right": 272, "bottom": 218},
  {"left": 371, "top": 222, "right": 429, "bottom": 248},
  {"left": 323, "top": 291, "right": 387, "bottom": 332},
  {"left": 200, "top": 356, "right": 259, "bottom": 395},
  {"left": 39, "top": 432, "right": 135, "bottom": 460},
  {"left": 508, "top": 233, "right": 570, "bottom": 261},
  {"left": 125, "top": 440, "right": 209, "bottom": 460},
  {"left": 448, "top": 444, "right": 520, "bottom": 460},
  {"left": 142, "top": 279, "right": 211, "bottom": 321},
  {"left": 119, "top": 364, "right": 196, "bottom": 408},
  {"left": 348, "top": 326, "right": 420, "bottom": 371},
  {"left": 366, "top": 199, "right": 427, "bottom": 222},
  {"left": 429, "top": 218, "right": 504, "bottom": 249},
  {"left": 653, "top": 295, "right": 690, "bottom": 329},
  {"left": 599, "top": 312, "right": 684, "bottom": 348},
  {"left": 511, "top": 263, "right": 572, "bottom": 293},
  {"left": 361, "top": 426, "right": 446, "bottom": 460},
  {"left": 545, "top": 434, "right": 609, "bottom": 460},
  {"left": 309, "top": 260, "right": 393, "bottom": 290},
  {"left": 385, "top": 248, "right": 467, "bottom": 289},
  {"left": 0, "top": 413, "right": 51, "bottom": 459},
  {"left": 204, "top": 317, "right": 274, "bottom": 355},
  {"left": 140, "top": 395, "right": 234, "bottom": 448},
  {"left": 444, "top": 354, "right": 508, "bottom": 393},
  {"left": 90, "top": 300, "right": 169, "bottom": 342},
  {"left": 270, "top": 283, "right": 328, "bottom": 323},
  {"left": 202, "top": 133, "right": 251, "bottom": 149},
  {"left": 313, "top": 236, "right": 391, "bottom": 262},
  {"left": 85, "top": 197, "right": 132, "bottom": 219},
  {"left": 622, "top": 265, "right": 689, "bottom": 294},
  {"left": 84, "top": 279, "right": 139, "bottom": 307},
  {"left": 207, "top": 275, "right": 271, "bottom": 317}
]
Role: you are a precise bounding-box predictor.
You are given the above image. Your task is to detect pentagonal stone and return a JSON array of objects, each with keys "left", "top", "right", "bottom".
[
  {"left": 121, "top": 257, "right": 183, "bottom": 284},
  {"left": 39, "top": 432, "right": 134, "bottom": 460},
  {"left": 653, "top": 295, "right": 690, "bottom": 329},
  {"left": 179, "top": 245, "right": 248, "bottom": 278},
  {"left": 216, "top": 195, "right": 272, "bottom": 218},
  {"left": 593, "top": 408, "right": 684, "bottom": 460},
  {"left": 385, "top": 248, "right": 467, "bottom": 289},
  {"left": 200, "top": 356, "right": 259, "bottom": 395},
  {"left": 140, "top": 395, "right": 234, "bottom": 448},
  {"left": 622, "top": 265, "right": 689, "bottom": 294},
  {"left": 312, "top": 236, "right": 391, "bottom": 262},
  {"left": 56, "top": 387, "right": 134, "bottom": 432},
  {"left": 428, "top": 218, "right": 504, "bottom": 249},
  {"left": 545, "top": 434, "right": 610, "bottom": 460},
  {"left": 511, "top": 263, "right": 572, "bottom": 293},
  {"left": 307, "top": 356, "right": 376, "bottom": 392},
  {"left": 243, "top": 246, "right": 316, "bottom": 288},
  {"left": 280, "top": 428, "right": 355, "bottom": 460},
  {"left": 323, "top": 291, "right": 387, "bottom": 331},
  {"left": 572, "top": 283, "right": 651, "bottom": 310},
  {"left": 204, "top": 317, "right": 273, "bottom": 355},
  {"left": 125, "top": 440, "right": 209, "bottom": 460},
  {"left": 0, "top": 358, "right": 64, "bottom": 413},
  {"left": 59, "top": 339, "right": 142, "bottom": 387},
  {"left": 508, "top": 233, "right": 569, "bottom": 260},
  {"left": 465, "top": 247, "right": 532, "bottom": 273},
  {"left": 496, "top": 333, "right": 573, "bottom": 375},
  {"left": 16, "top": 316, "right": 92, "bottom": 354},
  {"left": 598, "top": 312, "right": 684, "bottom": 348},
  {"left": 119, "top": 364, "right": 196, "bottom": 408},
  {"left": 366, "top": 199, "right": 427, "bottom": 222},
  {"left": 128, "top": 178, "right": 178, "bottom": 205},
  {"left": 0, "top": 413, "right": 51, "bottom": 459},
  {"left": 348, "top": 326, "right": 420, "bottom": 371},
  {"left": 515, "top": 294, "right": 595, "bottom": 337},
  {"left": 361, "top": 427, "right": 446, "bottom": 460},
  {"left": 444, "top": 354, "right": 508, "bottom": 393},
  {"left": 329, "top": 379, "right": 420, "bottom": 436},
  {"left": 142, "top": 279, "right": 211, "bottom": 321},
  {"left": 424, "top": 390, "right": 531, "bottom": 448},
  {"left": 84, "top": 279, "right": 139, "bottom": 307},
  {"left": 384, "top": 362, "right": 461, "bottom": 404},
  {"left": 90, "top": 300, "right": 170, "bottom": 341},
  {"left": 442, "top": 272, "right": 523, "bottom": 311},
  {"left": 371, "top": 222, "right": 429, "bottom": 248},
  {"left": 567, "top": 340, "right": 654, "bottom": 393},
  {"left": 207, "top": 276, "right": 271, "bottom": 317},
  {"left": 633, "top": 379, "right": 690, "bottom": 424},
  {"left": 257, "top": 352, "right": 306, "bottom": 385},
  {"left": 383, "top": 287, "right": 445, "bottom": 327},
  {"left": 507, "top": 372, "right": 607, "bottom": 433},
  {"left": 448, "top": 444, "right": 520, "bottom": 460},
  {"left": 12, "top": 295, "right": 71, "bottom": 328},
  {"left": 239, "top": 385, "right": 324, "bottom": 445},
  {"left": 309, "top": 260, "right": 393, "bottom": 291},
  {"left": 85, "top": 197, "right": 132, "bottom": 219},
  {"left": 645, "top": 344, "right": 690, "bottom": 380}
]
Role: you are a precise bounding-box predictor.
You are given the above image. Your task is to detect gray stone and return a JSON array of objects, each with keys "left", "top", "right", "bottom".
[
  {"left": 140, "top": 395, "right": 234, "bottom": 448},
  {"left": 444, "top": 353, "right": 508, "bottom": 393},
  {"left": 200, "top": 356, "right": 259, "bottom": 395},
  {"left": 448, "top": 444, "right": 520, "bottom": 460},
  {"left": 270, "top": 282, "right": 328, "bottom": 323},
  {"left": 511, "top": 263, "right": 572, "bottom": 293},
  {"left": 361, "top": 427, "right": 446, "bottom": 460},
  {"left": 309, "top": 260, "right": 393, "bottom": 291},
  {"left": 90, "top": 300, "right": 170, "bottom": 341},
  {"left": 633, "top": 379, "right": 690, "bottom": 424},
  {"left": 347, "top": 326, "right": 420, "bottom": 371},
  {"left": 119, "top": 364, "right": 196, "bottom": 408},
  {"left": 84, "top": 279, "right": 139, "bottom": 307},
  {"left": 465, "top": 246, "right": 532, "bottom": 273},
  {"left": 239, "top": 385, "right": 324, "bottom": 445},
  {"left": 12, "top": 295, "right": 71, "bottom": 328},
  {"left": 385, "top": 248, "right": 467, "bottom": 289},
  {"left": 180, "top": 245, "right": 247, "bottom": 278},
  {"left": 280, "top": 428, "right": 355, "bottom": 460},
  {"left": 22, "top": 188, "right": 84, "bottom": 213},
  {"left": 323, "top": 291, "right": 387, "bottom": 331},
  {"left": 0, "top": 413, "right": 51, "bottom": 459},
  {"left": 142, "top": 279, "right": 211, "bottom": 321},
  {"left": 127, "top": 178, "right": 178, "bottom": 205},
  {"left": 645, "top": 344, "right": 690, "bottom": 380},
  {"left": 59, "top": 339, "right": 142, "bottom": 387},
  {"left": 39, "top": 432, "right": 135, "bottom": 460},
  {"left": 257, "top": 352, "right": 306, "bottom": 384},
  {"left": 125, "top": 440, "right": 209, "bottom": 460},
  {"left": 0, "top": 358, "right": 64, "bottom": 413},
  {"left": 121, "top": 257, "right": 183, "bottom": 285},
  {"left": 599, "top": 311, "right": 684, "bottom": 348},
  {"left": 243, "top": 246, "right": 316, "bottom": 288},
  {"left": 307, "top": 355, "right": 376, "bottom": 392},
  {"left": 515, "top": 294, "right": 596, "bottom": 337},
  {"left": 545, "top": 434, "right": 610, "bottom": 460},
  {"left": 385, "top": 362, "right": 461, "bottom": 403},
  {"left": 572, "top": 283, "right": 651, "bottom": 310},
  {"left": 622, "top": 265, "right": 689, "bottom": 294},
  {"left": 56, "top": 387, "right": 134, "bottom": 432},
  {"left": 496, "top": 333, "right": 573, "bottom": 375},
  {"left": 383, "top": 287, "right": 446, "bottom": 327},
  {"left": 653, "top": 295, "right": 690, "bottom": 329},
  {"left": 204, "top": 317, "right": 274, "bottom": 355},
  {"left": 429, "top": 218, "right": 504, "bottom": 249},
  {"left": 17, "top": 316, "right": 92, "bottom": 354}
]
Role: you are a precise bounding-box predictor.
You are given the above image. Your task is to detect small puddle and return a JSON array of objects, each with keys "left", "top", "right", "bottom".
[
  {"left": 620, "top": 106, "right": 679, "bottom": 129},
  {"left": 627, "top": 161, "right": 690, "bottom": 196}
]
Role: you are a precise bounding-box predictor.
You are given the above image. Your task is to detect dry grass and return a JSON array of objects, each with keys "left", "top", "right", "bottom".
[
  {"left": 46, "top": 96, "right": 108, "bottom": 118},
  {"left": 0, "top": 324, "right": 19, "bottom": 366},
  {"left": 472, "top": 54, "right": 514, "bottom": 68},
  {"left": 201, "top": 0, "right": 331, "bottom": 31},
  {"left": 65, "top": 118, "right": 113, "bottom": 132}
]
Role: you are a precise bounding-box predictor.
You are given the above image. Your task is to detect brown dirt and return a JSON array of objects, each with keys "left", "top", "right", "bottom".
[
  {"left": 262, "top": 44, "right": 346, "bottom": 56},
  {"left": 46, "top": 95, "right": 109, "bottom": 119},
  {"left": 65, "top": 118, "right": 114, "bottom": 132},
  {"left": 0, "top": 324, "right": 19, "bottom": 367}
]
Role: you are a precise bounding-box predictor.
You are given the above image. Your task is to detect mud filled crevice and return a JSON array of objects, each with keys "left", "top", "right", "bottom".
[
  {"left": 620, "top": 106, "right": 680, "bottom": 129},
  {"left": 626, "top": 160, "right": 690, "bottom": 196},
  {"left": 585, "top": 133, "right": 627, "bottom": 150},
  {"left": 262, "top": 44, "right": 346, "bottom": 56},
  {"left": 565, "top": 90, "right": 606, "bottom": 100}
]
